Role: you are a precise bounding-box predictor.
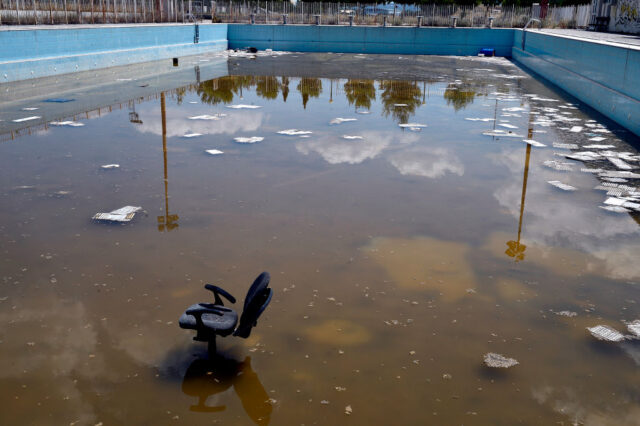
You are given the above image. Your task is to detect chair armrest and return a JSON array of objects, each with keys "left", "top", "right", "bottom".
[
  {"left": 204, "top": 284, "right": 236, "bottom": 306},
  {"left": 186, "top": 305, "right": 225, "bottom": 329}
]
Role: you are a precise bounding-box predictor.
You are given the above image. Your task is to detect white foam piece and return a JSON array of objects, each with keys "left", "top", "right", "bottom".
[
  {"left": 523, "top": 139, "right": 546, "bottom": 147},
  {"left": 399, "top": 123, "right": 427, "bottom": 128},
  {"left": 227, "top": 104, "right": 262, "bottom": 109},
  {"left": 93, "top": 206, "right": 142, "bottom": 222},
  {"left": 393, "top": 103, "right": 408, "bottom": 107},
  {"left": 22, "top": 107, "right": 39, "bottom": 111},
  {"left": 600, "top": 205, "right": 631, "bottom": 213},
  {"left": 330, "top": 118, "right": 357, "bottom": 125},
  {"left": 583, "top": 144, "right": 614, "bottom": 149},
  {"left": 234, "top": 136, "right": 264, "bottom": 144},
  {"left": 205, "top": 149, "right": 224, "bottom": 155},
  {"left": 569, "top": 126, "right": 583, "bottom": 132},
  {"left": 342, "top": 135, "right": 363, "bottom": 140},
  {"left": 483, "top": 353, "right": 519, "bottom": 368},
  {"left": 278, "top": 129, "right": 313, "bottom": 136},
  {"left": 188, "top": 114, "right": 224, "bottom": 120},
  {"left": 498, "top": 123, "right": 518, "bottom": 129},
  {"left": 552, "top": 143, "right": 578, "bottom": 149},
  {"left": 50, "top": 121, "right": 84, "bottom": 127},
  {"left": 502, "top": 107, "right": 526, "bottom": 112},
  {"left": 13, "top": 116, "right": 41, "bottom": 122},
  {"left": 548, "top": 180, "right": 576, "bottom": 191},
  {"left": 482, "top": 130, "right": 523, "bottom": 138},
  {"left": 608, "top": 157, "right": 634, "bottom": 170},
  {"left": 627, "top": 320, "right": 640, "bottom": 338},
  {"left": 101, "top": 164, "right": 120, "bottom": 169},
  {"left": 587, "top": 325, "right": 625, "bottom": 342},
  {"left": 589, "top": 136, "right": 607, "bottom": 142},
  {"left": 543, "top": 160, "right": 573, "bottom": 171},
  {"left": 182, "top": 133, "right": 203, "bottom": 138},
  {"left": 465, "top": 118, "right": 495, "bottom": 122}
]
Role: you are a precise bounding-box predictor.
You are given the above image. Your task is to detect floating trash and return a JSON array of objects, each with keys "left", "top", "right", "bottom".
[
  {"left": 502, "top": 107, "right": 526, "bottom": 112},
  {"left": 482, "top": 130, "right": 523, "bottom": 138},
  {"left": 465, "top": 118, "right": 495, "bottom": 122},
  {"left": 523, "top": 139, "right": 546, "bottom": 147},
  {"left": 188, "top": 101, "right": 198, "bottom": 104},
  {"left": 356, "top": 110, "right": 371, "bottom": 114},
  {"left": 398, "top": 123, "right": 427, "bottom": 129},
  {"left": 607, "top": 157, "right": 634, "bottom": 170},
  {"left": 205, "top": 149, "right": 224, "bottom": 155},
  {"left": 44, "top": 98, "right": 75, "bottom": 103},
  {"left": 345, "top": 405, "right": 353, "bottom": 415},
  {"left": 589, "top": 136, "right": 607, "bottom": 142},
  {"left": 182, "top": 133, "right": 202, "bottom": 138},
  {"left": 552, "top": 143, "right": 579, "bottom": 150},
  {"left": 234, "top": 136, "right": 264, "bottom": 144},
  {"left": 12, "top": 116, "right": 40, "bottom": 123},
  {"left": 483, "top": 353, "right": 519, "bottom": 368},
  {"left": 583, "top": 144, "right": 614, "bottom": 149},
  {"left": 101, "top": 164, "right": 120, "bottom": 169},
  {"left": 587, "top": 325, "right": 625, "bottom": 342},
  {"left": 543, "top": 160, "right": 573, "bottom": 171},
  {"left": 50, "top": 121, "right": 84, "bottom": 127},
  {"left": 498, "top": 123, "right": 518, "bottom": 129},
  {"left": 342, "top": 135, "right": 363, "bottom": 140},
  {"left": 548, "top": 180, "right": 577, "bottom": 191},
  {"left": 116, "top": 78, "right": 132, "bottom": 81},
  {"left": 604, "top": 197, "right": 640, "bottom": 211},
  {"left": 394, "top": 103, "right": 408, "bottom": 107},
  {"left": 626, "top": 320, "right": 640, "bottom": 338},
  {"left": 569, "top": 126, "right": 583, "bottom": 133},
  {"left": 277, "top": 129, "right": 313, "bottom": 136},
  {"left": 330, "top": 118, "right": 357, "bottom": 125},
  {"left": 22, "top": 107, "right": 39, "bottom": 111},
  {"left": 93, "top": 206, "right": 142, "bottom": 223},
  {"left": 600, "top": 171, "right": 640, "bottom": 179},
  {"left": 227, "top": 104, "right": 262, "bottom": 109},
  {"left": 553, "top": 310, "right": 577, "bottom": 317},
  {"left": 564, "top": 151, "right": 601, "bottom": 161},
  {"left": 188, "top": 114, "right": 225, "bottom": 120}
]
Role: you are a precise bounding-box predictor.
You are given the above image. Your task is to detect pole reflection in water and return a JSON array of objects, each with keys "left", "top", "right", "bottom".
[
  {"left": 157, "top": 92, "right": 179, "bottom": 232},
  {"left": 182, "top": 355, "right": 272, "bottom": 425},
  {"left": 505, "top": 111, "right": 535, "bottom": 262}
]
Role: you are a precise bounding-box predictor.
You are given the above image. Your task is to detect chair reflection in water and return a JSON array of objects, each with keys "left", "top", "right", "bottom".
[{"left": 182, "top": 355, "right": 272, "bottom": 424}]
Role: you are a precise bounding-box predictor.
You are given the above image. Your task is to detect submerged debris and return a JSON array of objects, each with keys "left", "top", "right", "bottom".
[
  {"left": 548, "top": 180, "right": 577, "bottom": 191},
  {"left": 484, "top": 352, "right": 519, "bottom": 368},
  {"left": 234, "top": 136, "right": 264, "bottom": 144},
  {"left": 93, "top": 206, "right": 142, "bottom": 223},
  {"left": 587, "top": 325, "right": 625, "bottom": 342}
]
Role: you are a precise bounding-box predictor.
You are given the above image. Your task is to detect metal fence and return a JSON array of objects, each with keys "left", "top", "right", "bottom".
[{"left": 0, "top": 0, "right": 591, "bottom": 28}]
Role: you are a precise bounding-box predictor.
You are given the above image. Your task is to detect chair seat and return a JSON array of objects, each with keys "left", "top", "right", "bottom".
[{"left": 179, "top": 303, "right": 238, "bottom": 334}]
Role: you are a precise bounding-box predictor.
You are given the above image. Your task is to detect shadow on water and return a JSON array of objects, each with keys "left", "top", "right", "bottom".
[{"left": 158, "top": 345, "right": 272, "bottom": 424}]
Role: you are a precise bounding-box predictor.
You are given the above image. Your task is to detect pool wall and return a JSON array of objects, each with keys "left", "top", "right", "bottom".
[
  {"left": 512, "top": 30, "right": 640, "bottom": 137},
  {"left": 0, "top": 24, "right": 228, "bottom": 83},
  {"left": 227, "top": 25, "right": 515, "bottom": 57}
]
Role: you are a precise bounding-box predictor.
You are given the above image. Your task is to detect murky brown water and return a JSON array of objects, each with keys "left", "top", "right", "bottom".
[{"left": 1, "top": 53, "right": 639, "bottom": 425}]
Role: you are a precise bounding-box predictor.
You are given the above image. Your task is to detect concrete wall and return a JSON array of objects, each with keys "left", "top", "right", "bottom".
[
  {"left": 0, "top": 23, "right": 228, "bottom": 83},
  {"left": 610, "top": 0, "right": 640, "bottom": 34},
  {"left": 512, "top": 30, "right": 640, "bottom": 136},
  {"left": 228, "top": 24, "right": 515, "bottom": 57}
]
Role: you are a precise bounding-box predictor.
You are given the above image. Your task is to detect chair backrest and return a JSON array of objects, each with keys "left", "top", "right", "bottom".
[{"left": 233, "top": 272, "right": 273, "bottom": 338}]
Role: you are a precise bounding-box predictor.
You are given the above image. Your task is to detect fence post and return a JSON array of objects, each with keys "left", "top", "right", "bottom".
[
  {"left": 16, "top": 0, "right": 21, "bottom": 25},
  {"left": 416, "top": 15, "right": 421, "bottom": 27}
]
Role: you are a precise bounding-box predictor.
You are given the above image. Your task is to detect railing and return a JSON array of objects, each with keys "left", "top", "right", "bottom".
[{"left": 0, "top": 1, "right": 592, "bottom": 28}]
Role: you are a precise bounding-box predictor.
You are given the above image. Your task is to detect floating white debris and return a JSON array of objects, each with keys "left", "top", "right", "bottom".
[
  {"left": 482, "top": 130, "right": 523, "bottom": 138},
  {"left": 399, "top": 123, "right": 427, "bottom": 129},
  {"left": 22, "top": 107, "right": 39, "bottom": 111},
  {"left": 356, "top": 110, "right": 371, "bottom": 114},
  {"left": 12, "top": 116, "right": 41, "bottom": 122},
  {"left": 465, "top": 118, "right": 495, "bottom": 122},
  {"left": 554, "top": 310, "right": 577, "bottom": 317},
  {"left": 608, "top": 157, "right": 634, "bottom": 170},
  {"left": 543, "top": 160, "right": 573, "bottom": 171},
  {"left": 564, "top": 151, "right": 601, "bottom": 161},
  {"left": 600, "top": 171, "right": 640, "bottom": 179},
  {"left": 498, "top": 123, "right": 518, "bottom": 129},
  {"left": 49, "top": 120, "right": 84, "bottom": 127},
  {"left": 188, "top": 114, "right": 225, "bottom": 120},
  {"left": 552, "top": 143, "right": 578, "bottom": 149},
  {"left": 116, "top": 78, "right": 132, "bottom": 81},
  {"left": 548, "top": 180, "right": 577, "bottom": 191},
  {"left": 93, "top": 206, "right": 142, "bottom": 223},
  {"left": 278, "top": 129, "right": 313, "bottom": 136},
  {"left": 583, "top": 144, "right": 614, "bottom": 149},
  {"left": 227, "top": 104, "right": 262, "bottom": 109},
  {"left": 345, "top": 405, "right": 353, "bottom": 415},
  {"left": 587, "top": 325, "right": 625, "bottom": 342},
  {"left": 581, "top": 168, "right": 604, "bottom": 173},
  {"left": 182, "top": 133, "right": 202, "bottom": 138},
  {"left": 523, "top": 139, "right": 546, "bottom": 147},
  {"left": 502, "top": 107, "right": 526, "bottom": 112},
  {"left": 394, "top": 103, "right": 408, "bottom": 107},
  {"left": 101, "top": 164, "right": 120, "bottom": 169},
  {"left": 589, "top": 136, "right": 607, "bottom": 142},
  {"left": 626, "top": 320, "right": 640, "bottom": 338},
  {"left": 205, "top": 149, "right": 224, "bottom": 155},
  {"left": 234, "top": 136, "right": 264, "bottom": 144},
  {"left": 484, "top": 353, "right": 519, "bottom": 368},
  {"left": 188, "top": 101, "right": 198, "bottom": 104},
  {"left": 330, "top": 117, "right": 357, "bottom": 125},
  {"left": 569, "top": 126, "right": 583, "bottom": 133},
  {"left": 599, "top": 205, "right": 630, "bottom": 213},
  {"left": 604, "top": 197, "right": 640, "bottom": 210},
  {"left": 342, "top": 135, "right": 363, "bottom": 140}
]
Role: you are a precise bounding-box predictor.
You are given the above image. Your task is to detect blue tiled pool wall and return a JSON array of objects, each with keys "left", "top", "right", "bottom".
[
  {"left": 227, "top": 25, "right": 515, "bottom": 56},
  {"left": 1, "top": 24, "right": 638, "bottom": 136},
  {"left": 0, "top": 24, "right": 228, "bottom": 82}
]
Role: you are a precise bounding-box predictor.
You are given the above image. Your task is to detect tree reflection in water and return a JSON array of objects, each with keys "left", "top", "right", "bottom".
[
  {"left": 344, "top": 79, "right": 376, "bottom": 111},
  {"left": 256, "top": 76, "right": 281, "bottom": 100},
  {"left": 297, "top": 78, "right": 322, "bottom": 109},
  {"left": 197, "top": 76, "right": 253, "bottom": 105},
  {"left": 281, "top": 76, "right": 290, "bottom": 102},
  {"left": 443, "top": 82, "right": 476, "bottom": 111},
  {"left": 379, "top": 80, "right": 422, "bottom": 124}
]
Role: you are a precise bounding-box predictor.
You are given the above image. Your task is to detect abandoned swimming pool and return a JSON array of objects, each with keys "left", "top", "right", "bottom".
[{"left": 0, "top": 51, "right": 639, "bottom": 424}]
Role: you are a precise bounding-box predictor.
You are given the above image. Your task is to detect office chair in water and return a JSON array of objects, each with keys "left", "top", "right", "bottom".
[{"left": 179, "top": 272, "right": 273, "bottom": 354}]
